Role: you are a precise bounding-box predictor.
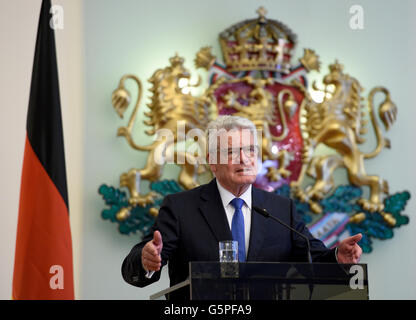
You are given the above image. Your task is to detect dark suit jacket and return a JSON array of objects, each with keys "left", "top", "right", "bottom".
[{"left": 121, "top": 179, "right": 336, "bottom": 297}]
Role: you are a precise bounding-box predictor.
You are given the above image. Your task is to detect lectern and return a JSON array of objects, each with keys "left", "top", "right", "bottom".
[{"left": 150, "top": 262, "right": 368, "bottom": 300}]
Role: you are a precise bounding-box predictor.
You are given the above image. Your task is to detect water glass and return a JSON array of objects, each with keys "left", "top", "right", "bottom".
[{"left": 219, "top": 240, "right": 238, "bottom": 262}]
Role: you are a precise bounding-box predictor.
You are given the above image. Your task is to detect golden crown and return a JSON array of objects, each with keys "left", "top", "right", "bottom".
[
  {"left": 219, "top": 7, "right": 297, "bottom": 73},
  {"left": 329, "top": 60, "right": 344, "bottom": 73}
]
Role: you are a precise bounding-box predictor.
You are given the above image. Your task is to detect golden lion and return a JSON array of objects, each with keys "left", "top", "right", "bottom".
[
  {"left": 292, "top": 61, "right": 398, "bottom": 217},
  {"left": 111, "top": 54, "right": 213, "bottom": 207}
]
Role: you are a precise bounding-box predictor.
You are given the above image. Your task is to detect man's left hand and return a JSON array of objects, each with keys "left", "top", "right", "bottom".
[{"left": 337, "top": 233, "right": 363, "bottom": 264}]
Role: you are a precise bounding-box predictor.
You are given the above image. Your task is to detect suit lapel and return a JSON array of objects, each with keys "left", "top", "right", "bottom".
[
  {"left": 198, "top": 180, "right": 268, "bottom": 261},
  {"left": 247, "top": 187, "right": 266, "bottom": 261},
  {"left": 199, "top": 179, "right": 233, "bottom": 242}
]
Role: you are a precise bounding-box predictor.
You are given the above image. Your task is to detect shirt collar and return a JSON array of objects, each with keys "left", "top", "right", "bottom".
[{"left": 216, "top": 179, "right": 252, "bottom": 209}]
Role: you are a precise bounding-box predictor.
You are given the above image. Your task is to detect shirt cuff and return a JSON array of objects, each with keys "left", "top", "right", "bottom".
[
  {"left": 142, "top": 259, "right": 155, "bottom": 278},
  {"left": 335, "top": 247, "right": 339, "bottom": 263}
]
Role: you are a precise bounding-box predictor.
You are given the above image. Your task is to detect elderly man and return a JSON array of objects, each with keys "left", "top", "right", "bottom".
[{"left": 121, "top": 115, "right": 362, "bottom": 297}]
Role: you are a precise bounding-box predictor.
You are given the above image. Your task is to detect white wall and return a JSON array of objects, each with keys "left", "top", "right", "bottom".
[
  {"left": 1, "top": 0, "right": 415, "bottom": 300},
  {"left": 82, "top": 0, "right": 416, "bottom": 300}
]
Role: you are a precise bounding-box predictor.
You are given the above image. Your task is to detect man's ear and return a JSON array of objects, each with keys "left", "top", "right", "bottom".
[{"left": 207, "top": 154, "right": 217, "bottom": 173}]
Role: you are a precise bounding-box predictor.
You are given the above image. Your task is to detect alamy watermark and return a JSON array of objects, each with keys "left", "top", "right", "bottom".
[
  {"left": 50, "top": 5, "right": 64, "bottom": 30},
  {"left": 151, "top": 122, "right": 262, "bottom": 168},
  {"left": 349, "top": 264, "right": 364, "bottom": 289},
  {"left": 49, "top": 264, "right": 64, "bottom": 290},
  {"left": 349, "top": 5, "right": 364, "bottom": 30}
]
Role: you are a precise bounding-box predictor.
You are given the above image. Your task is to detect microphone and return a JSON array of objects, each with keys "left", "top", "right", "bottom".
[{"left": 252, "top": 206, "right": 313, "bottom": 264}]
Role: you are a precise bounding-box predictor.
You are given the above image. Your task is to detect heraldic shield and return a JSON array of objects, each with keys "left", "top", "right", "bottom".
[
  {"left": 99, "top": 7, "right": 410, "bottom": 254},
  {"left": 209, "top": 76, "right": 305, "bottom": 191}
]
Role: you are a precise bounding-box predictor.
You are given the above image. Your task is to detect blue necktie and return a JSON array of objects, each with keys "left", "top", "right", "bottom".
[{"left": 230, "top": 198, "right": 246, "bottom": 262}]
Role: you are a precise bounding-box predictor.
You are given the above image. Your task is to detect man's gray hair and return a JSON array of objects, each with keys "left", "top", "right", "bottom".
[{"left": 206, "top": 115, "right": 258, "bottom": 157}]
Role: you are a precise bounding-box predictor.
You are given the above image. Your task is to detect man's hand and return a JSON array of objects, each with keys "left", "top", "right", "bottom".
[
  {"left": 141, "top": 230, "right": 163, "bottom": 272},
  {"left": 337, "top": 233, "right": 363, "bottom": 264}
]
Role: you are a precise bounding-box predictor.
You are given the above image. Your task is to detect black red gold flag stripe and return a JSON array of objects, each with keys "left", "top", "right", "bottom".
[{"left": 12, "top": 0, "right": 74, "bottom": 299}]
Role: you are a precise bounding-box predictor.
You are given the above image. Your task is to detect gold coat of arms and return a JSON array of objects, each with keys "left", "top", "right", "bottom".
[{"left": 99, "top": 7, "right": 410, "bottom": 253}]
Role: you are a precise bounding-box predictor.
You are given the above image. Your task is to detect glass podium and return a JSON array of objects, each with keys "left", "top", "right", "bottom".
[{"left": 150, "top": 262, "right": 368, "bottom": 300}]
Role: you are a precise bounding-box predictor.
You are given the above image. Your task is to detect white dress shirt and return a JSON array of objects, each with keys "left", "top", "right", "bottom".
[{"left": 216, "top": 180, "right": 252, "bottom": 258}]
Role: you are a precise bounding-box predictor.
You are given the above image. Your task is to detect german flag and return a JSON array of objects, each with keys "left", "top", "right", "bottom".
[{"left": 12, "top": 0, "right": 74, "bottom": 299}]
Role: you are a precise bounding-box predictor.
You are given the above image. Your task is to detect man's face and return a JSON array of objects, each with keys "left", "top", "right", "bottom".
[{"left": 209, "top": 129, "right": 258, "bottom": 191}]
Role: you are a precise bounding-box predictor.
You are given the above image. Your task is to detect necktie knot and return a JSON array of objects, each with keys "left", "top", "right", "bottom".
[{"left": 230, "top": 198, "right": 244, "bottom": 210}]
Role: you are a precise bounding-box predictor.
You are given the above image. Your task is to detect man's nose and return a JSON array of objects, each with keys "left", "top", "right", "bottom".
[{"left": 240, "top": 148, "right": 250, "bottom": 164}]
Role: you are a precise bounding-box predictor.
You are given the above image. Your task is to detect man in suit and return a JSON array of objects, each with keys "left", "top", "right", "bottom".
[{"left": 121, "top": 115, "right": 362, "bottom": 298}]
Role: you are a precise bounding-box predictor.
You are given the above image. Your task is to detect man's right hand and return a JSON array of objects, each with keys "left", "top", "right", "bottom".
[{"left": 141, "top": 230, "right": 163, "bottom": 272}]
